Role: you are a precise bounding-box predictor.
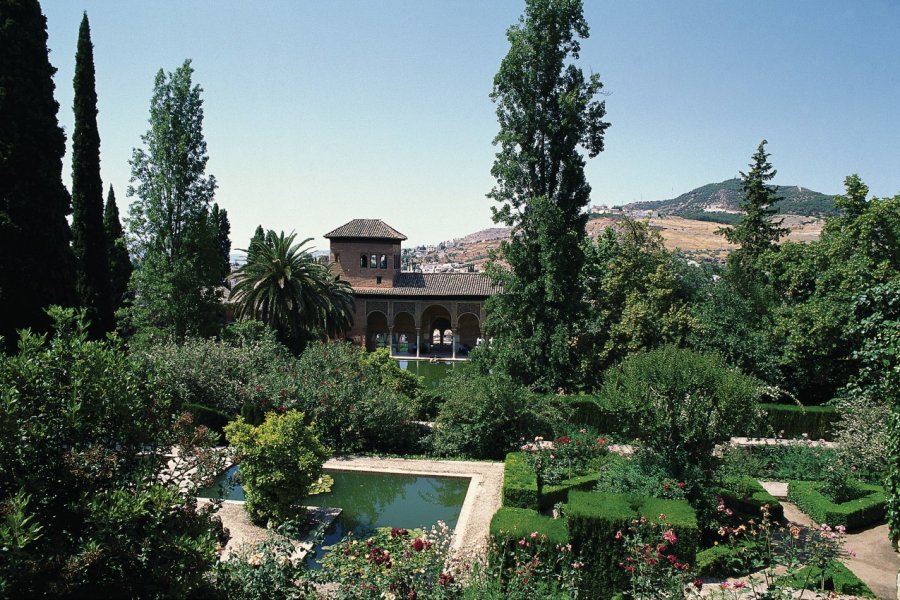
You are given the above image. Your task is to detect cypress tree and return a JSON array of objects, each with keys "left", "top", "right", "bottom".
[
  {"left": 0, "top": 0, "right": 76, "bottom": 351},
  {"left": 71, "top": 12, "right": 113, "bottom": 337},
  {"left": 104, "top": 186, "right": 132, "bottom": 311},
  {"left": 210, "top": 203, "right": 231, "bottom": 282}
]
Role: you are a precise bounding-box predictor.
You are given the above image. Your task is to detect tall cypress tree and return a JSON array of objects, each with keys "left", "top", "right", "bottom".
[
  {"left": 104, "top": 186, "right": 132, "bottom": 311},
  {"left": 0, "top": 0, "right": 76, "bottom": 351},
  {"left": 71, "top": 12, "right": 113, "bottom": 337},
  {"left": 210, "top": 203, "right": 231, "bottom": 282}
]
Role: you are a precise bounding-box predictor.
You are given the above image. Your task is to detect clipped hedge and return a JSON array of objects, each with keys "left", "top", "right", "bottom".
[
  {"left": 787, "top": 481, "right": 886, "bottom": 530},
  {"left": 753, "top": 404, "right": 839, "bottom": 441},
  {"left": 555, "top": 396, "right": 627, "bottom": 434},
  {"left": 489, "top": 507, "right": 569, "bottom": 546},
  {"left": 184, "top": 402, "right": 230, "bottom": 441},
  {"left": 502, "top": 452, "right": 601, "bottom": 511},
  {"left": 779, "top": 561, "right": 875, "bottom": 597},
  {"left": 695, "top": 541, "right": 764, "bottom": 577},
  {"left": 718, "top": 476, "right": 784, "bottom": 522},
  {"left": 566, "top": 492, "right": 698, "bottom": 600}
]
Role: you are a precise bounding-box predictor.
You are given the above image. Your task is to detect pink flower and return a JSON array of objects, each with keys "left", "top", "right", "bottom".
[
  {"left": 662, "top": 529, "right": 677, "bottom": 544},
  {"left": 614, "top": 530, "right": 623, "bottom": 540},
  {"left": 530, "top": 531, "right": 538, "bottom": 539},
  {"left": 412, "top": 538, "right": 425, "bottom": 552}
]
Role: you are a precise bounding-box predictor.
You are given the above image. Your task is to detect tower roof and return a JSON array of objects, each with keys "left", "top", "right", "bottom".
[{"left": 324, "top": 219, "right": 407, "bottom": 241}]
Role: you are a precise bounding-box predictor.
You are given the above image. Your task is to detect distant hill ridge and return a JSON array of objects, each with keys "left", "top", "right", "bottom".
[{"left": 625, "top": 178, "right": 837, "bottom": 218}]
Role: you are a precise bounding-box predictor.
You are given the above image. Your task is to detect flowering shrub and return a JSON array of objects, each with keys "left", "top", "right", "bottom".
[
  {"left": 710, "top": 504, "right": 856, "bottom": 598},
  {"left": 550, "top": 428, "right": 610, "bottom": 481},
  {"left": 616, "top": 514, "right": 699, "bottom": 599},
  {"left": 215, "top": 536, "right": 311, "bottom": 600},
  {"left": 596, "top": 449, "right": 687, "bottom": 501},
  {"left": 316, "top": 523, "right": 458, "bottom": 598},
  {"left": 480, "top": 531, "right": 582, "bottom": 599}
]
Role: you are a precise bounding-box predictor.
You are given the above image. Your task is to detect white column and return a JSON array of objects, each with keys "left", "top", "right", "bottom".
[
  {"left": 451, "top": 329, "right": 457, "bottom": 359},
  {"left": 416, "top": 328, "right": 421, "bottom": 358},
  {"left": 388, "top": 327, "right": 394, "bottom": 357}
]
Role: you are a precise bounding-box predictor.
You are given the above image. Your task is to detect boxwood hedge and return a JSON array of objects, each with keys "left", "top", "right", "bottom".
[
  {"left": 787, "top": 481, "right": 886, "bottom": 530},
  {"left": 502, "top": 452, "right": 601, "bottom": 511},
  {"left": 489, "top": 506, "right": 569, "bottom": 546},
  {"left": 718, "top": 476, "right": 784, "bottom": 522},
  {"left": 566, "top": 492, "right": 698, "bottom": 600},
  {"left": 753, "top": 404, "right": 839, "bottom": 441}
]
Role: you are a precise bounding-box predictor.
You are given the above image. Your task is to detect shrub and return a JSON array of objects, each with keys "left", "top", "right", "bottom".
[
  {"left": 291, "top": 342, "right": 419, "bottom": 453},
  {"left": 787, "top": 481, "right": 887, "bottom": 530},
  {"left": 717, "top": 476, "right": 784, "bottom": 522},
  {"left": 778, "top": 561, "right": 875, "bottom": 597},
  {"left": 555, "top": 395, "right": 626, "bottom": 434},
  {"left": 316, "top": 524, "right": 458, "bottom": 598},
  {"left": 695, "top": 541, "right": 764, "bottom": 577},
  {"left": 214, "top": 534, "right": 312, "bottom": 600},
  {"left": 224, "top": 410, "right": 329, "bottom": 524},
  {"left": 432, "top": 369, "right": 563, "bottom": 459},
  {"left": 184, "top": 402, "right": 230, "bottom": 441},
  {"left": 565, "top": 491, "right": 697, "bottom": 599},
  {"left": 720, "top": 438, "right": 842, "bottom": 483},
  {"left": 596, "top": 346, "right": 763, "bottom": 485},
  {"left": 490, "top": 507, "right": 569, "bottom": 546},
  {"left": 503, "top": 452, "right": 602, "bottom": 511},
  {"left": 360, "top": 347, "right": 423, "bottom": 400},
  {"left": 141, "top": 321, "right": 298, "bottom": 415},
  {"left": 0, "top": 308, "right": 225, "bottom": 596},
  {"left": 753, "top": 403, "right": 839, "bottom": 440},
  {"left": 596, "top": 450, "right": 688, "bottom": 501}
]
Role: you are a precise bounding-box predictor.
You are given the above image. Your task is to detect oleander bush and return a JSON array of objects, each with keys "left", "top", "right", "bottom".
[
  {"left": 290, "top": 342, "right": 420, "bottom": 453},
  {"left": 432, "top": 369, "right": 564, "bottom": 459}
]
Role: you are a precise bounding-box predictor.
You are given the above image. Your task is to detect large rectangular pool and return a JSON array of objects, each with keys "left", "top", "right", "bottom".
[{"left": 199, "top": 466, "right": 470, "bottom": 566}]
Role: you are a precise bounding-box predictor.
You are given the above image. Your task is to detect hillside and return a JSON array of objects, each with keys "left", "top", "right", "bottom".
[{"left": 626, "top": 179, "right": 837, "bottom": 219}]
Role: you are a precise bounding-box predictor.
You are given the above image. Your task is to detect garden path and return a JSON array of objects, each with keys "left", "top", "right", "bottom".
[{"left": 766, "top": 485, "right": 899, "bottom": 599}]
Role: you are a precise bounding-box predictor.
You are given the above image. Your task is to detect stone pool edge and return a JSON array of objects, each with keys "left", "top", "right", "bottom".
[{"left": 323, "top": 456, "right": 504, "bottom": 560}]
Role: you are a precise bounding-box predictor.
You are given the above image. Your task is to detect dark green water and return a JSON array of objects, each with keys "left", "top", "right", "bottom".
[
  {"left": 199, "top": 466, "right": 470, "bottom": 566},
  {"left": 397, "top": 360, "right": 455, "bottom": 388}
]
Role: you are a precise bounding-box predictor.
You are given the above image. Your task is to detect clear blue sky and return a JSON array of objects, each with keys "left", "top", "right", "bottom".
[{"left": 40, "top": 1, "right": 900, "bottom": 248}]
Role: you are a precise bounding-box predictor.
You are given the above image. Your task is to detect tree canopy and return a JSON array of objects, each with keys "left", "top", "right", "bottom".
[
  {"left": 484, "top": 0, "right": 609, "bottom": 392},
  {"left": 126, "top": 60, "right": 224, "bottom": 342}
]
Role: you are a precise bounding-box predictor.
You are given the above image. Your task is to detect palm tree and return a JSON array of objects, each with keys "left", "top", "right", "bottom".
[{"left": 230, "top": 231, "right": 354, "bottom": 350}]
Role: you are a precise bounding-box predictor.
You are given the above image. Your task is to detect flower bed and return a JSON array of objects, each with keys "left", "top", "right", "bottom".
[
  {"left": 565, "top": 491, "right": 698, "bottom": 599},
  {"left": 718, "top": 476, "right": 784, "bottom": 522},
  {"left": 787, "top": 481, "right": 887, "bottom": 530},
  {"left": 778, "top": 560, "right": 875, "bottom": 597},
  {"left": 502, "top": 452, "right": 601, "bottom": 511}
]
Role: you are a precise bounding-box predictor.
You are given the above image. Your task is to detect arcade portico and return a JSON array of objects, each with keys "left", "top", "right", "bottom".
[{"left": 325, "top": 219, "right": 494, "bottom": 359}]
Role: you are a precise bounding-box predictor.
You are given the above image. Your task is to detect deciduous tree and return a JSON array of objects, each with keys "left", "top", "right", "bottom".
[
  {"left": 127, "top": 60, "right": 223, "bottom": 341},
  {"left": 484, "top": 0, "right": 609, "bottom": 391}
]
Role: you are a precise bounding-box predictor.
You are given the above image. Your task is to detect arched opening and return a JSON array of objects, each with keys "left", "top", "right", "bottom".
[
  {"left": 393, "top": 312, "right": 416, "bottom": 354},
  {"left": 365, "top": 311, "right": 389, "bottom": 352},
  {"left": 457, "top": 313, "right": 481, "bottom": 355},
  {"left": 420, "top": 304, "right": 453, "bottom": 356}
]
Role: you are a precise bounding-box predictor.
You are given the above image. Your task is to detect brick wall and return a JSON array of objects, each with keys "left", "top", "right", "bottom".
[{"left": 329, "top": 239, "right": 401, "bottom": 288}]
